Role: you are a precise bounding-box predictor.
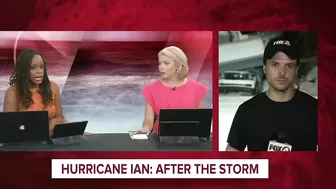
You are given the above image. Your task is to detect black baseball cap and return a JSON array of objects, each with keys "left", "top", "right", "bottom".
[{"left": 263, "top": 36, "right": 299, "bottom": 63}]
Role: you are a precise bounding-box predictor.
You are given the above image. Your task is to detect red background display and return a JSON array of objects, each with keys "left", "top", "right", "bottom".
[{"left": 0, "top": 0, "right": 332, "bottom": 188}]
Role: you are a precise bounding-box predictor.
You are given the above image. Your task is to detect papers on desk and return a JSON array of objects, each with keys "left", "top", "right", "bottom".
[{"left": 129, "top": 134, "right": 148, "bottom": 140}]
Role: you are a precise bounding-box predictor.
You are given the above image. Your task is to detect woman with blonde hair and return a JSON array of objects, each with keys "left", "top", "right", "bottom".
[{"left": 132, "top": 46, "right": 209, "bottom": 134}]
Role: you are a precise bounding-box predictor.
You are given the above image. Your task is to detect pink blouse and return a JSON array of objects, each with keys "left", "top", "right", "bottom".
[{"left": 142, "top": 79, "right": 209, "bottom": 134}]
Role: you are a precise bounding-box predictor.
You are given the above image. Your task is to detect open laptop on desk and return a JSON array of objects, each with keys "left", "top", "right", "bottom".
[
  {"left": 158, "top": 108, "right": 212, "bottom": 144},
  {"left": 50, "top": 121, "right": 88, "bottom": 145},
  {"left": 0, "top": 111, "right": 50, "bottom": 146}
]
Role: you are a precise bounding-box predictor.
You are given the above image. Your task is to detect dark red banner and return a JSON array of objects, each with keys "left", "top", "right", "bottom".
[{"left": 0, "top": 0, "right": 332, "bottom": 189}]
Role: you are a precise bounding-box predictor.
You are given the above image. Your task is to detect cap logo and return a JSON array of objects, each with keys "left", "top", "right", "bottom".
[{"left": 273, "top": 40, "right": 291, "bottom": 46}]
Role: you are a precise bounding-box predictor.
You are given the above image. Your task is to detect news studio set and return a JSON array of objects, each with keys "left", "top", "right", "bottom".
[
  {"left": 219, "top": 31, "right": 318, "bottom": 152},
  {"left": 0, "top": 2, "right": 333, "bottom": 188},
  {"left": 0, "top": 31, "right": 213, "bottom": 149}
]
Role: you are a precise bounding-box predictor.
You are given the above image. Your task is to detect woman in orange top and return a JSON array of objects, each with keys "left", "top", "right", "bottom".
[{"left": 3, "top": 49, "right": 91, "bottom": 136}]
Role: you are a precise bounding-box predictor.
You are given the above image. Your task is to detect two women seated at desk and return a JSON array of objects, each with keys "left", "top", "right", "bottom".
[{"left": 3, "top": 46, "right": 209, "bottom": 136}]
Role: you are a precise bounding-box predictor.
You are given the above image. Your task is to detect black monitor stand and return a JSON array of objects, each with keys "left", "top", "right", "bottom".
[{"left": 50, "top": 135, "right": 87, "bottom": 145}]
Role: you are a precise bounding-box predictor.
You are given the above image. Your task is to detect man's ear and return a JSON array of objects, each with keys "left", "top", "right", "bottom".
[{"left": 263, "top": 64, "right": 266, "bottom": 75}]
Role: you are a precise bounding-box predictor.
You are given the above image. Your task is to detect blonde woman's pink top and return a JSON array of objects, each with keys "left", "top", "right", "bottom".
[{"left": 142, "top": 79, "right": 209, "bottom": 134}]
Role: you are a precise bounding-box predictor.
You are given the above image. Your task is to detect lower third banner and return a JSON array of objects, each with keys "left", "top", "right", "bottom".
[{"left": 51, "top": 159, "right": 269, "bottom": 179}]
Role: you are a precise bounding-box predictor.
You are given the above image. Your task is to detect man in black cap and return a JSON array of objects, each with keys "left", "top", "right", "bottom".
[{"left": 225, "top": 36, "right": 317, "bottom": 151}]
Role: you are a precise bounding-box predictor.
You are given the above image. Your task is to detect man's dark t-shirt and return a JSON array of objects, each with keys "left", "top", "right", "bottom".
[{"left": 227, "top": 90, "right": 317, "bottom": 151}]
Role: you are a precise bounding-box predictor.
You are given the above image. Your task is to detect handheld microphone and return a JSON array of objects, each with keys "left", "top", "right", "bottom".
[
  {"left": 267, "top": 132, "right": 292, "bottom": 151},
  {"left": 172, "top": 86, "right": 176, "bottom": 91}
]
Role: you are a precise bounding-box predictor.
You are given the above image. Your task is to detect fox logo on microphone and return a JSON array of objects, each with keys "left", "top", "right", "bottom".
[{"left": 268, "top": 140, "right": 292, "bottom": 151}]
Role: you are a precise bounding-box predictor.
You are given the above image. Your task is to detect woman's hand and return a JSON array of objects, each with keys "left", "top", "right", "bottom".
[
  {"left": 49, "top": 119, "right": 56, "bottom": 136},
  {"left": 84, "top": 132, "right": 92, "bottom": 136},
  {"left": 131, "top": 128, "right": 150, "bottom": 135},
  {"left": 56, "top": 117, "right": 66, "bottom": 124}
]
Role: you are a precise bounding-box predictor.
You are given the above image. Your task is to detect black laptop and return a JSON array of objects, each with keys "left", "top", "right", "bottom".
[
  {"left": 51, "top": 121, "right": 88, "bottom": 139},
  {"left": 158, "top": 108, "right": 213, "bottom": 143},
  {"left": 48, "top": 121, "right": 88, "bottom": 145},
  {"left": 0, "top": 111, "right": 50, "bottom": 146}
]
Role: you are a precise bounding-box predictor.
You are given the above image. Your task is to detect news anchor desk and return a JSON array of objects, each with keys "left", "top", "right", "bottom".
[{"left": 0, "top": 133, "right": 213, "bottom": 151}]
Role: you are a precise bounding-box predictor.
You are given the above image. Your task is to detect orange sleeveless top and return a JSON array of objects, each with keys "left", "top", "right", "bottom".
[{"left": 18, "top": 90, "right": 57, "bottom": 121}]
